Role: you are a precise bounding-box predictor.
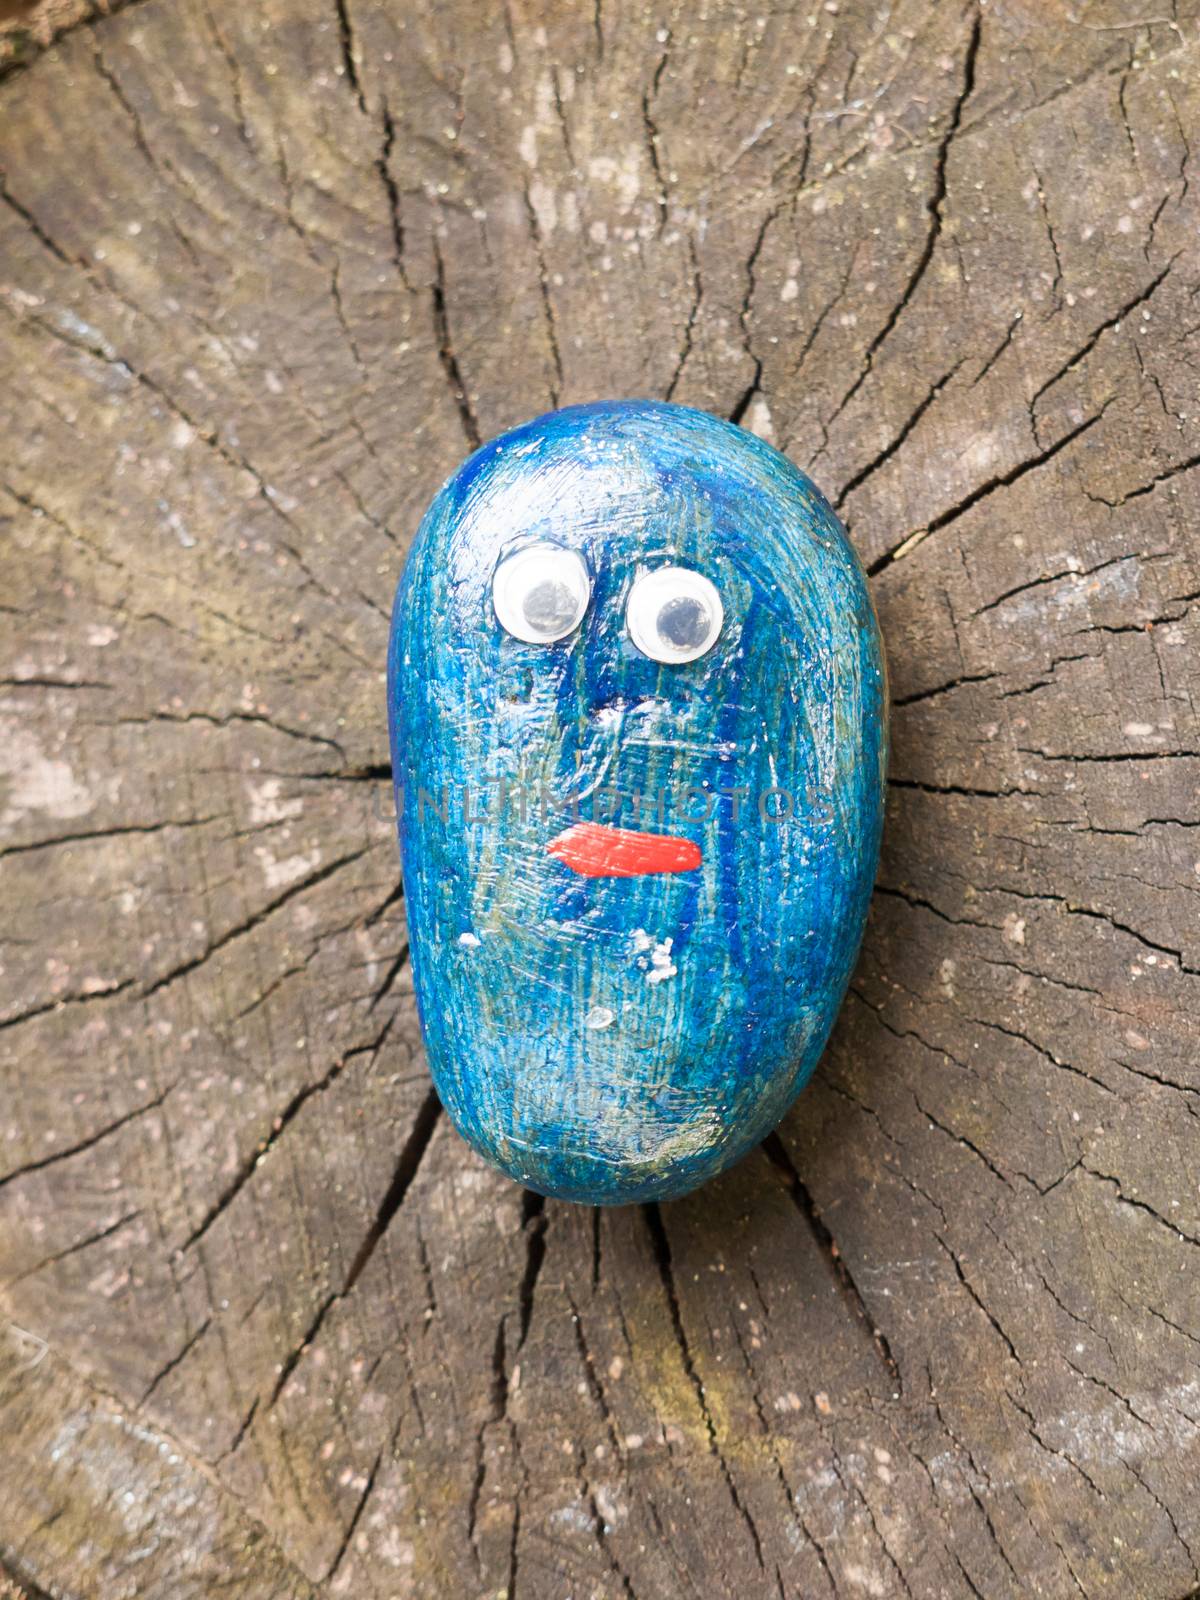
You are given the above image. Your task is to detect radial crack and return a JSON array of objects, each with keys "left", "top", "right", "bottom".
[
  {"left": 825, "top": 8, "right": 981, "bottom": 430},
  {"left": 761, "top": 1132, "right": 903, "bottom": 1392},
  {"left": 643, "top": 1202, "right": 766, "bottom": 1568},
  {"left": 869, "top": 400, "right": 1112, "bottom": 575},
  {"left": 333, "top": 0, "right": 366, "bottom": 113},
  {"left": 182, "top": 1019, "right": 395, "bottom": 1254},
  {"left": 268, "top": 1087, "right": 442, "bottom": 1408},
  {"left": 431, "top": 235, "right": 481, "bottom": 449},
  {"left": 0, "top": 1084, "right": 175, "bottom": 1189}
]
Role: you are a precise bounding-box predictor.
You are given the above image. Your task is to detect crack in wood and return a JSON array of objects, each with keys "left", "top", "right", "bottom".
[
  {"left": 0, "top": 1084, "right": 175, "bottom": 1188},
  {"left": 268, "top": 1087, "right": 442, "bottom": 1410},
  {"left": 825, "top": 7, "right": 981, "bottom": 432},
  {"left": 868, "top": 399, "right": 1114, "bottom": 575},
  {"left": 431, "top": 234, "right": 481, "bottom": 451},
  {"left": 182, "top": 1017, "right": 396, "bottom": 1255},
  {"left": 643, "top": 1202, "right": 767, "bottom": 1570},
  {"left": 760, "top": 1132, "right": 903, "bottom": 1394}
]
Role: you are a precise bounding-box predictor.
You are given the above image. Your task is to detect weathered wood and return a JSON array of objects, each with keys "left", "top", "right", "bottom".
[
  {"left": 0, "top": 0, "right": 130, "bottom": 76},
  {"left": 1, "top": 1, "right": 1198, "bottom": 1595}
]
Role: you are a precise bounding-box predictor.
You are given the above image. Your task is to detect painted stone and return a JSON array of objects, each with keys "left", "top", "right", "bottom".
[{"left": 388, "top": 400, "right": 886, "bottom": 1204}]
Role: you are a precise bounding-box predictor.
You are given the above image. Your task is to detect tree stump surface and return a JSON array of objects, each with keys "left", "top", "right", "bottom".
[{"left": 1, "top": 2, "right": 1198, "bottom": 1596}]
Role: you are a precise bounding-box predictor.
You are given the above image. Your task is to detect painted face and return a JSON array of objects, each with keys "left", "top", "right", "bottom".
[{"left": 388, "top": 401, "right": 886, "bottom": 1204}]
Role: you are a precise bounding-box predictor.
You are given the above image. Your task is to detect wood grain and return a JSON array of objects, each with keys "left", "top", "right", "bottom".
[{"left": 0, "top": 1, "right": 1197, "bottom": 1595}]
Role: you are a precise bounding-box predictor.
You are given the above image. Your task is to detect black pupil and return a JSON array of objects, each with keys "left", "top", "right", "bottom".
[{"left": 656, "top": 595, "right": 709, "bottom": 649}]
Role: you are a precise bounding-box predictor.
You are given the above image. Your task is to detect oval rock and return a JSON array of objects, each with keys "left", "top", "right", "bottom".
[{"left": 388, "top": 400, "right": 886, "bottom": 1204}]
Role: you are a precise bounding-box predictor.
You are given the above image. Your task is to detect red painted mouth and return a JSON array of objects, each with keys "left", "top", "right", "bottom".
[{"left": 546, "top": 821, "right": 702, "bottom": 879}]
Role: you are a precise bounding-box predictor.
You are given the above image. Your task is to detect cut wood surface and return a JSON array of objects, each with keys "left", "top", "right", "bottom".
[
  {"left": 0, "top": 0, "right": 125, "bottom": 76},
  {"left": 1, "top": 1, "right": 1198, "bottom": 1595}
]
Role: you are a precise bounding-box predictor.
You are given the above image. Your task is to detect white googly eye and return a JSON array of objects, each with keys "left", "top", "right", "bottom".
[
  {"left": 492, "top": 544, "right": 591, "bottom": 644},
  {"left": 625, "top": 566, "right": 724, "bottom": 664}
]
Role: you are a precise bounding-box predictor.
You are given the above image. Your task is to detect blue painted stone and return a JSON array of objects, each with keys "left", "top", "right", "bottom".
[{"left": 388, "top": 400, "right": 886, "bottom": 1204}]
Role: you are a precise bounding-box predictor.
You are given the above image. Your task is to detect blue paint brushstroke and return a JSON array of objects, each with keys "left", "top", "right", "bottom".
[{"left": 388, "top": 400, "right": 886, "bottom": 1204}]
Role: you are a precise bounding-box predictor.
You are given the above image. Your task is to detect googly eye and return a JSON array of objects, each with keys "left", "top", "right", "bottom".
[
  {"left": 492, "top": 544, "right": 591, "bottom": 644},
  {"left": 625, "top": 566, "right": 724, "bottom": 664}
]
